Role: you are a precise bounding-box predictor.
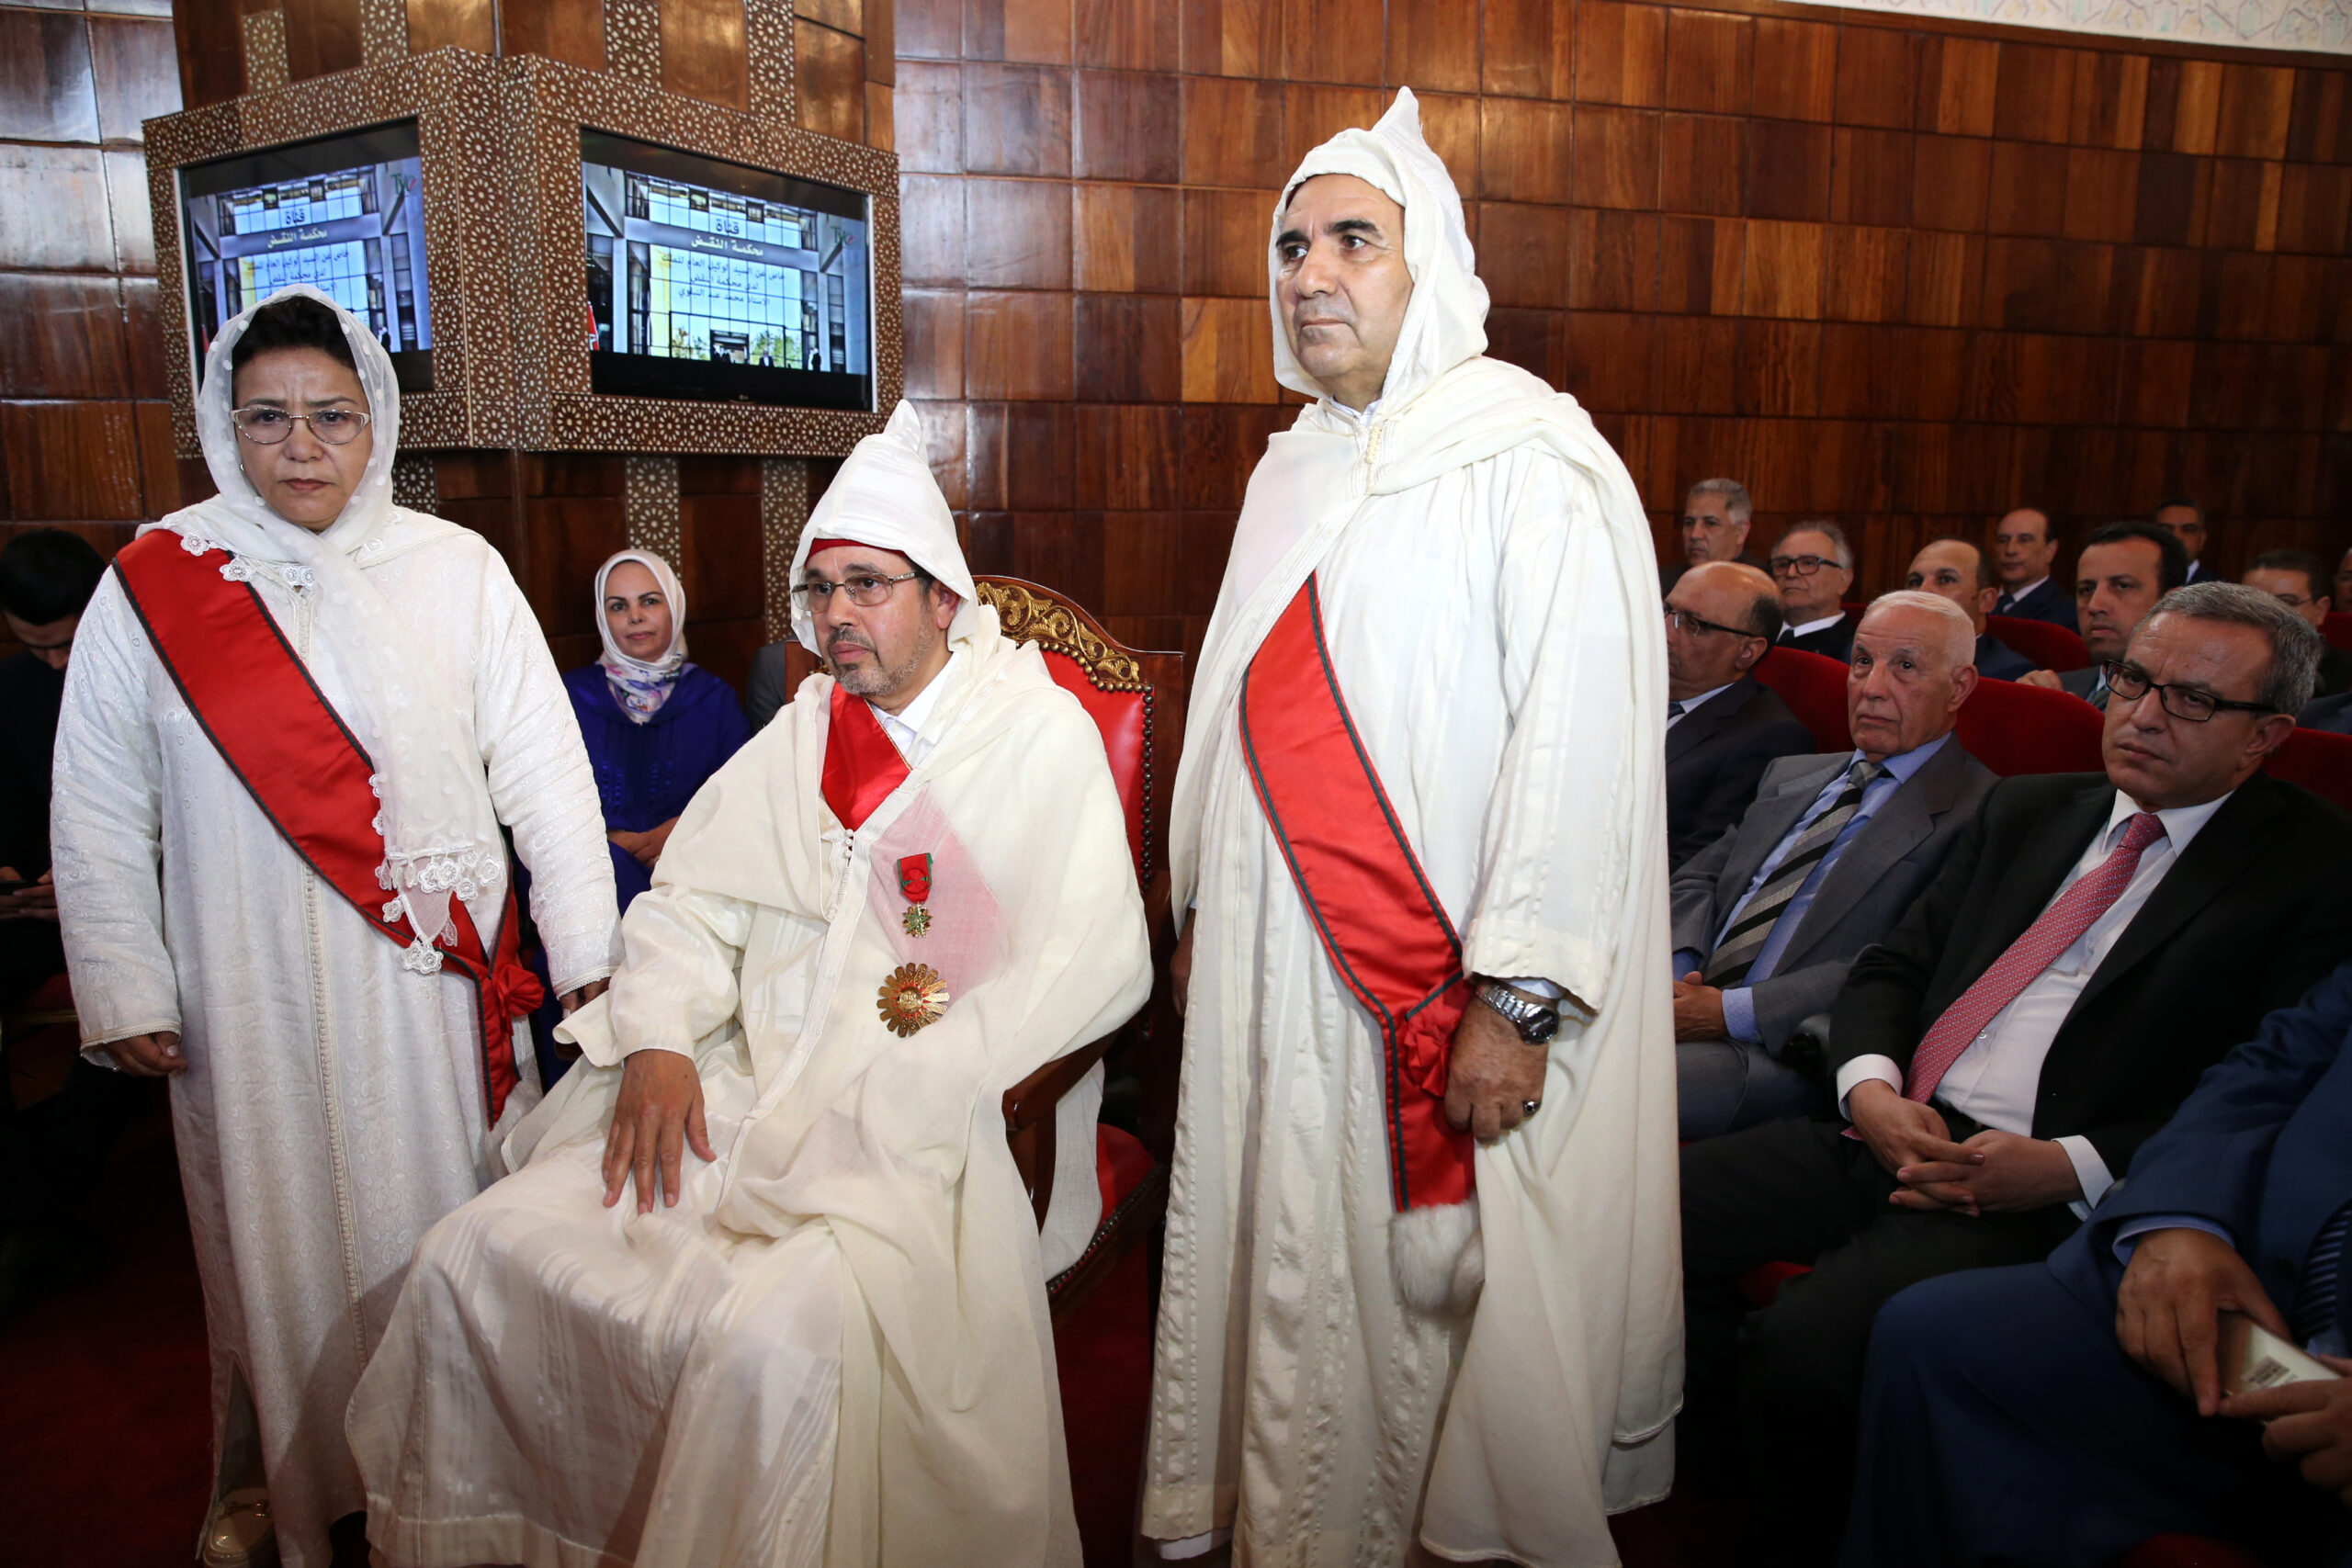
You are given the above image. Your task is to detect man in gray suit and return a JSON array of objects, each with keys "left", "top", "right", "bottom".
[
  {"left": 1671, "top": 592, "right": 1998, "bottom": 1141},
  {"left": 742, "top": 639, "right": 797, "bottom": 731}
]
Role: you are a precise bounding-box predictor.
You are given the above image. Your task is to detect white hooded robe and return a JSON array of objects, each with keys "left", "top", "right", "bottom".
[{"left": 1140, "top": 91, "right": 1683, "bottom": 1568}]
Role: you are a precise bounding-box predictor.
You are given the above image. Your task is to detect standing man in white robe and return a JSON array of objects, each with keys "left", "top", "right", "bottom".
[
  {"left": 50, "top": 286, "right": 619, "bottom": 1568},
  {"left": 349, "top": 401, "right": 1152, "bottom": 1568},
  {"left": 1141, "top": 90, "right": 1682, "bottom": 1567}
]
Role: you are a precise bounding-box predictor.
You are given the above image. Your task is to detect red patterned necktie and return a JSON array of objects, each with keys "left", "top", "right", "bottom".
[{"left": 1903, "top": 811, "right": 2167, "bottom": 1108}]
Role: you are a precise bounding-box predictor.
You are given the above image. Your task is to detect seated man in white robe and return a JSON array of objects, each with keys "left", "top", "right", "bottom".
[{"left": 349, "top": 401, "right": 1153, "bottom": 1568}]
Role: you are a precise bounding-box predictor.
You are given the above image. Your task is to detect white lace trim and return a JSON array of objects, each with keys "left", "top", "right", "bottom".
[
  {"left": 401, "top": 937, "right": 445, "bottom": 976},
  {"left": 381, "top": 845, "right": 505, "bottom": 905}
]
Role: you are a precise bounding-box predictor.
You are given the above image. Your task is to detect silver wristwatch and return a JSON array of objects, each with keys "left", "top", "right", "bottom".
[{"left": 1474, "top": 979, "right": 1560, "bottom": 1044}]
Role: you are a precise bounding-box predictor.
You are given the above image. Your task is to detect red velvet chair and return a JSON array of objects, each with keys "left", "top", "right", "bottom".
[
  {"left": 2323, "top": 613, "right": 2352, "bottom": 654},
  {"left": 2270, "top": 727, "right": 2352, "bottom": 812},
  {"left": 1751, "top": 646, "right": 1851, "bottom": 753},
  {"left": 1986, "top": 614, "right": 2090, "bottom": 673},
  {"left": 1951, "top": 671, "right": 2107, "bottom": 777}
]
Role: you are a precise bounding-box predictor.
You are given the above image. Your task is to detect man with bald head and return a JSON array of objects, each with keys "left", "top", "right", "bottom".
[
  {"left": 1671, "top": 592, "right": 1996, "bottom": 1141},
  {"left": 1905, "top": 536, "right": 2041, "bottom": 681},
  {"left": 1991, "top": 506, "right": 2075, "bottom": 629},
  {"left": 1665, "top": 560, "right": 1815, "bottom": 866}
]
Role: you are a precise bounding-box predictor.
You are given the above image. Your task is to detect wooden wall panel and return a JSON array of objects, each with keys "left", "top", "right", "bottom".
[{"left": 905, "top": 0, "right": 2351, "bottom": 627}]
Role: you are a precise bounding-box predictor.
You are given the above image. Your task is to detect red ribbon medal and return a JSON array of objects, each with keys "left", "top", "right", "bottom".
[{"left": 898, "top": 852, "right": 933, "bottom": 936}]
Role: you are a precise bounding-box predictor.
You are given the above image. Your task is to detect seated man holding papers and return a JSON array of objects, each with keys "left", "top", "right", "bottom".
[{"left": 350, "top": 402, "right": 1153, "bottom": 1568}]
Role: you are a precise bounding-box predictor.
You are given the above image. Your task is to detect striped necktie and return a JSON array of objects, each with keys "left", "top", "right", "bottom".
[
  {"left": 2291, "top": 1199, "right": 2351, "bottom": 1348},
  {"left": 1904, "top": 812, "right": 2166, "bottom": 1107},
  {"left": 1704, "top": 758, "right": 1886, "bottom": 987}
]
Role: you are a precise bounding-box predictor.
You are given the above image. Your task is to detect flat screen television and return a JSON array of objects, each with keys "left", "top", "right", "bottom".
[
  {"left": 581, "top": 130, "right": 874, "bottom": 412},
  {"left": 178, "top": 122, "right": 435, "bottom": 393}
]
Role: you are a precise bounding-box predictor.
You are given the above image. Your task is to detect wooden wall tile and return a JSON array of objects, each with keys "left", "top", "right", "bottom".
[
  {"left": 1656, "top": 315, "right": 1736, "bottom": 412},
  {"left": 2, "top": 401, "right": 142, "bottom": 520},
  {"left": 2203, "top": 158, "right": 2276, "bottom": 253},
  {"left": 1182, "top": 74, "right": 1284, "bottom": 187},
  {"left": 2055, "top": 240, "right": 2120, "bottom": 335},
  {"left": 1075, "top": 403, "right": 1181, "bottom": 507},
  {"left": 2133, "top": 152, "right": 2209, "bottom": 247},
  {"left": 1660, "top": 214, "right": 1743, "bottom": 314},
  {"left": 1076, "top": 69, "right": 1182, "bottom": 182},
  {"left": 1180, "top": 405, "right": 1287, "bottom": 506},
  {"left": 1565, "top": 103, "right": 1654, "bottom": 209},
  {"left": 967, "top": 402, "right": 1076, "bottom": 506},
  {"left": 797, "top": 20, "right": 866, "bottom": 137},
  {"left": 1919, "top": 36, "right": 1997, "bottom": 138},
  {"left": 0, "top": 10, "right": 98, "bottom": 143},
  {"left": 1418, "top": 91, "right": 1483, "bottom": 185},
  {"left": 500, "top": 0, "right": 605, "bottom": 69},
  {"left": 1910, "top": 135, "right": 1990, "bottom": 232},
  {"left": 680, "top": 492, "right": 763, "bottom": 622},
  {"left": 1181, "top": 296, "right": 1277, "bottom": 401},
  {"left": 2168, "top": 59, "right": 2223, "bottom": 155},
  {"left": 2063, "top": 148, "right": 2138, "bottom": 243},
  {"left": 2286, "top": 69, "right": 2351, "bottom": 164},
  {"left": 1830, "top": 128, "right": 1912, "bottom": 228},
  {"left": 404, "top": 0, "right": 495, "bottom": 55},
  {"left": 1741, "top": 220, "right": 1823, "bottom": 319},
  {"left": 1576, "top": 1, "right": 1665, "bottom": 108},
  {"left": 2215, "top": 64, "right": 2294, "bottom": 160},
  {"left": 966, "top": 0, "right": 1072, "bottom": 65},
  {"left": 1098, "top": 509, "right": 1182, "bottom": 615},
  {"left": 0, "top": 147, "right": 113, "bottom": 271},
  {"left": 1734, "top": 319, "right": 1818, "bottom": 416},
  {"left": 1905, "top": 230, "right": 1982, "bottom": 326},
  {"left": 966, "top": 290, "right": 1074, "bottom": 399},
  {"left": 132, "top": 400, "right": 182, "bottom": 519},
  {"left": 2263, "top": 254, "right": 2332, "bottom": 344},
  {"left": 1569, "top": 208, "right": 1658, "bottom": 310},
  {"left": 1079, "top": 0, "right": 1179, "bottom": 72},
  {"left": 1745, "top": 118, "right": 1830, "bottom": 221},
  {"left": 2276, "top": 164, "right": 2351, "bottom": 256},
  {"left": 900, "top": 0, "right": 963, "bottom": 59},
  {"left": 1282, "top": 83, "right": 1385, "bottom": 171},
  {"left": 1834, "top": 25, "right": 1917, "bottom": 131},
  {"left": 2209, "top": 251, "right": 2273, "bottom": 342},
  {"left": 1751, "top": 18, "right": 1836, "bottom": 124},
  {"left": 1824, "top": 225, "right": 1908, "bottom": 322},
  {"left": 0, "top": 276, "right": 127, "bottom": 400},
  {"left": 1993, "top": 44, "right": 2076, "bottom": 144},
  {"left": 2069, "top": 51, "right": 2146, "bottom": 150},
  {"left": 1389, "top": 0, "right": 1477, "bottom": 96},
  {"left": 2125, "top": 244, "right": 2199, "bottom": 338},
  {"left": 1481, "top": 0, "right": 1570, "bottom": 100},
  {"left": 1183, "top": 0, "right": 1282, "bottom": 79},
  {"left": 121, "top": 276, "right": 165, "bottom": 398},
  {"left": 902, "top": 289, "right": 966, "bottom": 399},
  {"left": 88, "top": 16, "right": 180, "bottom": 142},
  {"left": 1075, "top": 293, "right": 1181, "bottom": 400},
  {"left": 1281, "top": 0, "right": 1382, "bottom": 87},
  {"left": 898, "top": 61, "right": 964, "bottom": 172},
  {"left": 1182, "top": 187, "right": 1275, "bottom": 296},
  {"left": 1658, "top": 112, "right": 1742, "bottom": 215},
  {"left": 173, "top": 0, "right": 244, "bottom": 110},
  {"left": 1564, "top": 310, "right": 1653, "bottom": 412},
  {"left": 284, "top": 0, "right": 363, "bottom": 84},
  {"left": 1981, "top": 236, "right": 2060, "bottom": 330},
  {"left": 1986, "top": 141, "right": 2069, "bottom": 237},
  {"left": 1486, "top": 308, "right": 1567, "bottom": 386},
  {"left": 1663, "top": 9, "right": 1748, "bottom": 118},
  {"left": 899, "top": 174, "right": 967, "bottom": 285},
  {"left": 964, "top": 62, "right": 1071, "bottom": 175},
  {"left": 1077, "top": 184, "right": 1183, "bottom": 292},
  {"left": 1476, "top": 201, "right": 1570, "bottom": 308},
  {"left": 662, "top": 0, "right": 747, "bottom": 109}
]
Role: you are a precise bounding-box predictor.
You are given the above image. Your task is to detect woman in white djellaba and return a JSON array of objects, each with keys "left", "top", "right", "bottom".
[{"left": 49, "top": 285, "right": 618, "bottom": 1568}]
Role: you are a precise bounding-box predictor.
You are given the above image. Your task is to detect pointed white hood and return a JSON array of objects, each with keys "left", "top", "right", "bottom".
[{"left": 786, "top": 400, "right": 983, "bottom": 657}]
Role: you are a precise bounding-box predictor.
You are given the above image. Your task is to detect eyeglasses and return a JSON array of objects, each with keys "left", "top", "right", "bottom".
[
  {"left": 792, "top": 571, "right": 922, "bottom": 608},
  {"left": 1768, "top": 553, "right": 1843, "bottom": 578},
  {"left": 2102, "top": 662, "right": 2276, "bottom": 723},
  {"left": 1665, "top": 606, "right": 1762, "bottom": 640},
  {"left": 2266, "top": 592, "right": 2316, "bottom": 610},
  {"left": 232, "top": 406, "right": 372, "bottom": 446}
]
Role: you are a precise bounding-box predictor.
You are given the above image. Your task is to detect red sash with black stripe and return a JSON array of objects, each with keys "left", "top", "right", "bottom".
[
  {"left": 111, "top": 530, "right": 544, "bottom": 1125},
  {"left": 1238, "top": 576, "right": 1476, "bottom": 1211}
]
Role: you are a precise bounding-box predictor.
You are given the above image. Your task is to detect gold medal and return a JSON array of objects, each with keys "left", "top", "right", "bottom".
[
  {"left": 877, "top": 962, "right": 949, "bottom": 1036},
  {"left": 902, "top": 904, "right": 932, "bottom": 937}
]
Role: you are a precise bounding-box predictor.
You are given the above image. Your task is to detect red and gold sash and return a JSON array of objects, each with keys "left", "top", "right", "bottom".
[
  {"left": 1238, "top": 576, "right": 1476, "bottom": 1211},
  {"left": 820, "top": 680, "right": 910, "bottom": 830},
  {"left": 111, "top": 531, "right": 543, "bottom": 1124}
]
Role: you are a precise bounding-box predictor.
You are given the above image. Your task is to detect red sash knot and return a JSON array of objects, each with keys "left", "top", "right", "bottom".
[
  {"left": 820, "top": 681, "right": 912, "bottom": 832},
  {"left": 112, "top": 530, "right": 537, "bottom": 1125},
  {"left": 1239, "top": 577, "right": 1476, "bottom": 1211}
]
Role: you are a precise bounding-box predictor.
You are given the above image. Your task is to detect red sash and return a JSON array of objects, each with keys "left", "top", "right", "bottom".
[
  {"left": 821, "top": 681, "right": 910, "bottom": 830},
  {"left": 111, "top": 531, "right": 544, "bottom": 1125},
  {"left": 1238, "top": 577, "right": 1476, "bottom": 1211}
]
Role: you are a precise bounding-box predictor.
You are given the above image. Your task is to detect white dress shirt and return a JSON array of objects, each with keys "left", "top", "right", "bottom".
[
  {"left": 1780, "top": 612, "right": 1846, "bottom": 642},
  {"left": 868, "top": 648, "right": 961, "bottom": 764},
  {"left": 1838, "top": 787, "right": 2236, "bottom": 1213},
  {"left": 1998, "top": 576, "right": 2049, "bottom": 606},
  {"left": 1668, "top": 680, "right": 1735, "bottom": 728}
]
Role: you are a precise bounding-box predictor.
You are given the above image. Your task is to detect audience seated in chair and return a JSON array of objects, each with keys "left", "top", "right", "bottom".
[
  {"left": 1679, "top": 581, "right": 2352, "bottom": 1566},
  {"left": 2303, "top": 692, "right": 2352, "bottom": 736},
  {"left": 1666, "top": 561, "right": 1815, "bottom": 867},
  {"left": 2245, "top": 548, "right": 2352, "bottom": 699},
  {"left": 1768, "top": 523, "right": 1859, "bottom": 662},
  {"left": 2021, "top": 522, "right": 2188, "bottom": 708},
  {"left": 1849, "top": 954, "right": 2352, "bottom": 1568},
  {"left": 1992, "top": 506, "right": 2077, "bottom": 630},
  {"left": 1904, "top": 537, "right": 2041, "bottom": 682},
  {"left": 1662, "top": 476, "right": 1764, "bottom": 592},
  {"left": 1672, "top": 592, "right": 1996, "bottom": 1142}
]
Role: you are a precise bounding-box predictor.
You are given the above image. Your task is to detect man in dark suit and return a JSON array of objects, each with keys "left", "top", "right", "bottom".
[
  {"left": 2021, "top": 521, "right": 2189, "bottom": 708},
  {"left": 1666, "top": 560, "right": 1815, "bottom": 866},
  {"left": 1904, "top": 537, "right": 2041, "bottom": 682},
  {"left": 1681, "top": 581, "right": 2352, "bottom": 1564},
  {"left": 1768, "top": 522, "right": 1859, "bottom": 662},
  {"left": 2247, "top": 548, "right": 2352, "bottom": 699},
  {"left": 1673, "top": 592, "right": 1997, "bottom": 1140},
  {"left": 1849, "top": 958, "right": 2352, "bottom": 1566},
  {"left": 1662, "top": 477, "right": 1764, "bottom": 592},
  {"left": 2154, "top": 495, "right": 2212, "bottom": 583},
  {"left": 1992, "top": 506, "right": 2076, "bottom": 629},
  {"left": 742, "top": 637, "right": 796, "bottom": 732},
  {"left": 2302, "top": 692, "right": 2352, "bottom": 734}
]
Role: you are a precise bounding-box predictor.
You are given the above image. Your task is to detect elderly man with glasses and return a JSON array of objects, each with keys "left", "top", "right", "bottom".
[
  {"left": 1679, "top": 581, "right": 2352, "bottom": 1567},
  {"left": 1664, "top": 561, "right": 1816, "bottom": 867},
  {"left": 1769, "top": 522, "right": 1860, "bottom": 662}
]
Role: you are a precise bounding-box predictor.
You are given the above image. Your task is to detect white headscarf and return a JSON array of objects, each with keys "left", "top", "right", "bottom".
[
  {"left": 1267, "top": 86, "right": 1490, "bottom": 413},
  {"left": 593, "top": 548, "right": 689, "bottom": 723},
  {"left": 147, "top": 282, "right": 503, "bottom": 963},
  {"left": 786, "top": 400, "right": 982, "bottom": 657}
]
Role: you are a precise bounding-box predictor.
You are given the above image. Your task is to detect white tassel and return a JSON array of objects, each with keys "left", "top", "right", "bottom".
[{"left": 1389, "top": 1196, "right": 1483, "bottom": 1316}]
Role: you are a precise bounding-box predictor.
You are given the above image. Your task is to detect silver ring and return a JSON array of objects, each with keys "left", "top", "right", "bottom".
[{"left": 1521, "top": 1099, "right": 1541, "bottom": 1116}]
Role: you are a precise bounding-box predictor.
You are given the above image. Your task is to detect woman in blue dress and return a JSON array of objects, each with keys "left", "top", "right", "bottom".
[{"left": 567, "top": 549, "right": 750, "bottom": 911}]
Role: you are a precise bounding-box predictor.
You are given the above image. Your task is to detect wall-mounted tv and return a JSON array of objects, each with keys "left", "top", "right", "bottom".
[
  {"left": 177, "top": 122, "right": 434, "bottom": 393},
  {"left": 582, "top": 130, "right": 873, "bottom": 412}
]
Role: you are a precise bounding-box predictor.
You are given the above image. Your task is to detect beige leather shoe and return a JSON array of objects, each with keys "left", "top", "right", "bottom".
[{"left": 200, "top": 1487, "right": 277, "bottom": 1568}]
